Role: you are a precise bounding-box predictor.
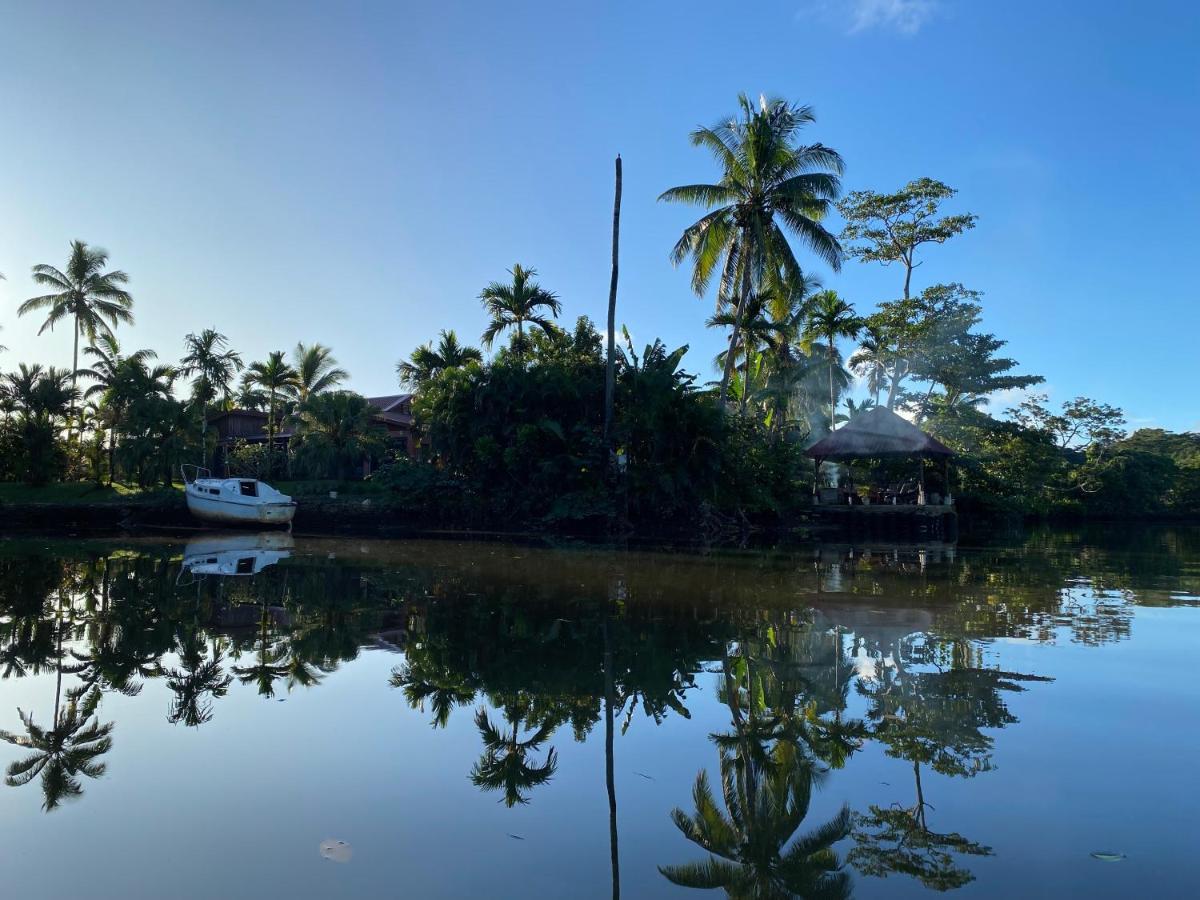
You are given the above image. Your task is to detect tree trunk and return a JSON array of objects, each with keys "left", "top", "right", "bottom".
[
  {"left": 604, "top": 155, "right": 622, "bottom": 452},
  {"left": 70, "top": 316, "right": 80, "bottom": 448},
  {"left": 717, "top": 245, "right": 753, "bottom": 411},
  {"left": 200, "top": 402, "right": 208, "bottom": 470},
  {"left": 913, "top": 760, "right": 927, "bottom": 831},
  {"left": 828, "top": 338, "right": 837, "bottom": 431},
  {"left": 108, "top": 421, "right": 116, "bottom": 486}
]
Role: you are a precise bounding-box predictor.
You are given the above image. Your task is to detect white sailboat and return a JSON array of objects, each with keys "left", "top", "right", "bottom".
[{"left": 182, "top": 465, "right": 296, "bottom": 527}]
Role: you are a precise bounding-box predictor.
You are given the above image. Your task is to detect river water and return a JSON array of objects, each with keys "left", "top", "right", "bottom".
[{"left": 0, "top": 527, "right": 1196, "bottom": 898}]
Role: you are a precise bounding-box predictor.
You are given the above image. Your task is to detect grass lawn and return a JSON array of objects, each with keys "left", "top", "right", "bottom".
[{"left": 0, "top": 482, "right": 183, "bottom": 504}]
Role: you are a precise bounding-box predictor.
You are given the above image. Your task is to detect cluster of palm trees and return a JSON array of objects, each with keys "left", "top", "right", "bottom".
[
  {"left": 0, "top": 239, "right": 366, "bottom": 483},
  {"left": 660, "top": 94, "right": 848, "bottom": 422}
]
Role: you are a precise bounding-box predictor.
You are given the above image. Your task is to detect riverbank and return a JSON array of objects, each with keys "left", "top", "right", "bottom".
[{"left": 2, "top": 482, "right": 1192, "bottom": 540}]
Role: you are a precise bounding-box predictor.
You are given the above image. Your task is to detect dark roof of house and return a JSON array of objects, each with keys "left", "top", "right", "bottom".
[
  {"left": 207, "top": 408, "right": 267, "bottom": 423},
  {"left": 367, "top": 394, "right": 412, "bottom": 412},
  {"left": 805, "top": 407, "right": 955, "bottom": 460}
]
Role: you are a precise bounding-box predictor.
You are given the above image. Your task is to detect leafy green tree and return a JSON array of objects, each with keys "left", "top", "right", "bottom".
[
  {"left": 801, "top": 291, "right": 862, "bottom": 429},
  {"left": 397, "top": 329, "right": 483, "bottom": 389},
  {"left": 2, "top": 364, "right": 76, "bottom": 484},
  {"left": 290, "top": 391, "right": 387, "bottom": 479},
  {"left": 17, "top": 240, "right": 134, "bottom": 442},
  {"left": 480, "top": 264, "right": 561, "bottom": 363},
  {"left": 80, "top": 334, "right": 160, "bottom": 484},
  {"left": 104, "top": 358, "right": 183, "bottom": 486},
  {"left": 838, "top": 178, "right": 976, "bottom": 301},
  {"left": 660, "top": 94, "right": 844, "bottom": 407},
  {"left": 291, "top": 342, "right": 347, "bottom": 402},
  {"left": 1010, "top": 394, "right": 1126, "bottom": 452}
]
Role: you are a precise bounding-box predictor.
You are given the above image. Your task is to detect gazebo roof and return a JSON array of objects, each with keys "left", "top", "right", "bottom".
[{"left": 805, "top": 407, "right": 955, "bottom": 460}]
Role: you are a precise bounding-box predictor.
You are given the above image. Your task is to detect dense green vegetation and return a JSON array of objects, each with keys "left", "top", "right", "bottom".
[{"left": 2, "top": 95, "right": 1196, "bottom": 528}]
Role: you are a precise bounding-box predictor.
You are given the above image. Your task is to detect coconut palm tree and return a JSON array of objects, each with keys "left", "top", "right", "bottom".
[
  {"left": 17, "top": 241, "right": 133, "bottom": 442},
  {"left": 397, "top": 330, "right": 483, "bottom": 389},
  {"left": 479, "top": 264, "right": 561, "bottom": 363},
  {"left": 660, "top": 740, "right": 853, "bottom": 898},
  {"left": 849, "top": 324, "right": 891, "bottom": 407},
  {"left": 180, "top": 330, "right": 243, "bottom": 468},
  {"left": 801, "top": 292, "right": 863, "bottom": 431},
  {"left": 243, "top": 351, "right": 298, "bottom": 473},
  {"left": 470, "top": 701, "right": 558, "bottom": 807},
  {"left": 659, "top": 94, "right": 843, "bottom": 407},
  {"left": 291, "top": 342, "right": 348, "bottom": 402}
]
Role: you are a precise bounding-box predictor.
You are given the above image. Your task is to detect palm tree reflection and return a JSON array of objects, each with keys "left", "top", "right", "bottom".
[
  {"left": 661, "top": 741, "right": 852, "bottom": 898},
  {"left": 165, "top": 633, "right": 233, "bottom": 727},
  {"left": 469, "top": 698, "right": 559, "bottom": 807},
  {"left": 0, "top": 686, "right": 114, "bottom": 811}
]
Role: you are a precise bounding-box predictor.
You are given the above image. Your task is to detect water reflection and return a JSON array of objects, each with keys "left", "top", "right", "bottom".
[
  {"left": 0, "top": 529, "right": 1195, "bottom": 897},
  {"left": 180, "top": 532, "right": 293, "bottom": 580}
]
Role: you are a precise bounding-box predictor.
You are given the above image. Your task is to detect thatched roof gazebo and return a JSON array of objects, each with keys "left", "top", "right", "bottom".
[
  {"left": 805, "top": 407, "right": 955, "bottom": 505},
  {"left": 806, "top": 407, "right": 954, "bottom": 461}
]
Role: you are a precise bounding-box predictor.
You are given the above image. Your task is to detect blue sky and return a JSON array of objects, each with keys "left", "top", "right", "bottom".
[{"left": 1, "top": 1, "right": 1196, "bottom": 430}]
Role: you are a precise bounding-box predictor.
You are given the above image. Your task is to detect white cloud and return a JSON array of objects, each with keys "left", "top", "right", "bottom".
[
  {"left": 850, "top": 0, "right": 939, "bottom": 33},
  {"left": 803, "top": 0, "right": 940, "bottom": 36}
]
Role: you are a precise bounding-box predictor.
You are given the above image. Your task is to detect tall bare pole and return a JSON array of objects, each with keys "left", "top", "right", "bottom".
[{"left": 604, "top": 155, "right": 622, "bottom": 449}]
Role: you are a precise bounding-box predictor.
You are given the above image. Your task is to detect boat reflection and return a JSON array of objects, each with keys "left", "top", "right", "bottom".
[{"left": 180, "top": 532, "right": 294, "bottom": 579}]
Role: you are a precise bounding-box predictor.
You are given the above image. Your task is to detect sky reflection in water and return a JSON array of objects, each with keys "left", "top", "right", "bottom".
[{"left": 0, "top": 528, "right": 1197, "bottom": 899}]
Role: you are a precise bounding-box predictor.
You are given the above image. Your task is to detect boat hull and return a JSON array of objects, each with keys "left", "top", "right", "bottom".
[{"left": 185, "top": 492, "right": 296, "bottom": 527}]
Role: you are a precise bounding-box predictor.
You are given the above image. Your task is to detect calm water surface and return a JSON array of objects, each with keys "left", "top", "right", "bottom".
[{"left": 0, "top": 528, "right": 1197, "bottom": 898}]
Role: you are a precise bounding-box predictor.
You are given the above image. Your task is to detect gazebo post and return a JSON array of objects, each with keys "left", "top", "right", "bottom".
[
  {"left": 918, "top": 456, "right": 926, "bottom": 504},
  {"left": 813, "top": 456, "right": 822, "bottom": 503}
]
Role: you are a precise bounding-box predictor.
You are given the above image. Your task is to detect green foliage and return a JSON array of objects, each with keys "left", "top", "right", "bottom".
[
  {"left": 410, "top": 317, "right": 808, "bottom": 532},
  {"left": 290, "top": 391, "right": 388, "bottom": 480},
  {"left": 838, "top": 178, "right": 976, "bottom": 290},
  {"left": 368, "top": 454, "right": 471, "bottom": 524},
  {"left": 224, "top": 439, "right": 272, "bottom": 479},
  {"left": 397, "top": 329, "right": 483, "bottom": 389},
  {"left": 478, "top": 264, "right": 561, "bottom": 361},
  {"left": 660, "top": 93, "right": 845, "bottom": 401}
]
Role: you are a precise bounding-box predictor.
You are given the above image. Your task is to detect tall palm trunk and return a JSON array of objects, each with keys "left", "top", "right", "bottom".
[
  {"left": 604, "top": 155, "right": 622, "bottom": 451},
  {"left": 828, "top": 331, "right": 837, "bottom": 430},
  {"left": 268, "top": 389, "right": 277, "bottom": 476},
  {"left": 718, "top": 241, "right": 753, "bottom": 411},
  {"left": 108, "top": 421, "right": 116, "bottom": 486},
  {"left": 70, "top": 315, "right": 80, "bottom": 448}
]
